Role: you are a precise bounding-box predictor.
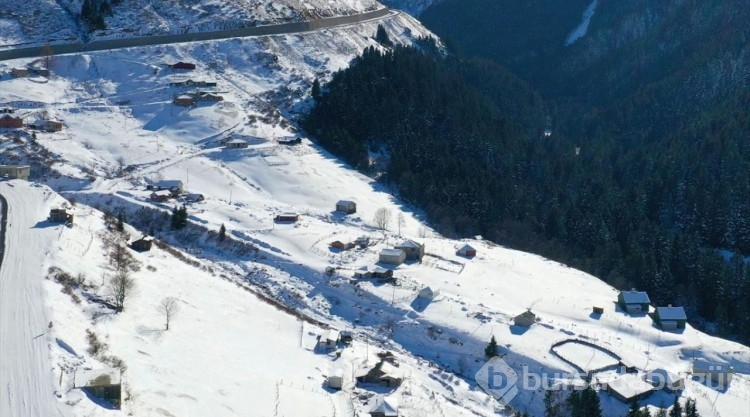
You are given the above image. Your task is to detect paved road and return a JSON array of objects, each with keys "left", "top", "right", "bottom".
[{"left": 0, "top": 8, "right": 393, "bottom": 62}]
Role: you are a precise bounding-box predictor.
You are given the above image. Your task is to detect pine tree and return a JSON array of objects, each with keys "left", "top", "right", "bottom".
[
  {"left": 544, "top": 390, "right": 559, "bottom": 417},
  {"left": 627, "top": 399, "right": 641, "bottom": 417},
  {"left": 116, "top": 212, "right": 125, "bottom": 232},
  {"left": 171, "top": 205, "right": 188, "bottom": 230},
  {"left": 566, "top": 390, "right": 582, "bottom": 417},
  {"left": 655, "top": 407, "right": 668, "bottom": 417},
  {"left": 484, "top": 335, "right": 498, "bottom": 358},
  {"left": 375, "top": 24, "right": 393, "bottom": 47},
  {"left": 684, "top": 399, "right": 699, "bottom": 417},
  {"left": 311, "top": 78, "right": 321, "bottom": 101},
  {"left": 669, "top": 398, "right": 683, "bottom": 417},
  {"left": 219, "top": 223, "right": 226, "bottom": 241},
  {"left": 580, "top": 385, "right": 602, "bottom": 417}
]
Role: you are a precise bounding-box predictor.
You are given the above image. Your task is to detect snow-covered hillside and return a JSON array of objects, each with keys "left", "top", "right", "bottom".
[
  {"left": 0, "top": 0, "right": 383, "bottom": 48},
  {"left": 0, "top": 8, "right": 748, "bottom": 417},
  {"left": 379, "top": 0, "right": 440, "bottom": 16}
]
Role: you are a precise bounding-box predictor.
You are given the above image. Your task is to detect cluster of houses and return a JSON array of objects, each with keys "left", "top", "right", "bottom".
[
  {"left": 617, "top": 289, "right": 688, "bottom": 330},
  {"left": 173, "top": 91, "right": 224, "bottom": 107},
  {"left": 147, "top": 180, "right": 184, "bottom": 202},
  {"left": 0, "top": 113, "right": 63, "bottom": 131},
  {"left": 378, "top": 239, "right": 424, "bottom": 266}
]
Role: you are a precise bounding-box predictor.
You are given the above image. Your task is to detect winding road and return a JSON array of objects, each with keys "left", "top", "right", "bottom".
[{"left": 0, "top": 8, "right": 394, "bottom": 62}]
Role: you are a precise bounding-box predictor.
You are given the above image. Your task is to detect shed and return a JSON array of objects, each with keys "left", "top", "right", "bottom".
[
  {"left": 74, "top": 367, "right": 121, "bottom": 408},
  {"left": 418, "top": 286, "right": 440, "bottom": 300},
  {"left": 514, "top": 310, "right": 536, "bottom": 327},
  {"left": 225, "top": 138, "right": 248, "bottom": 149},
  {"left": 654, "top": 305, "right": 687, "bottom": 330},
  {"left": 379, "top": 248, "right": 406, "bottom": 266},
  {"left": 355, "top": 235, "right": 370, "bottom": 248},
  {"left": 49, "top": 208, "right": 73, "bottom": 223},
  {"left": 372, "top": 266, "right": 393, "bottom": 279},
  {"left": 0, "top": 165, "right": 31, "bottom": 180},
  {"left": 607, "top": 374, "right": 653, "bottom": 403},
  {"left": 330, "top": 240, "right": 354, "bottom": 250},
  {"left": 617, "top": 290, "right": 651, "bottom": 314},
  {"left": 456, "top": 243, "right": 476, "bottom": 257},
  {"left": 692, "top": 361, "right": 733, "bottom": 386},
  {"left": 592, "top": 306, "right": 604, "bottom": 315},
  {"left": 395, "top": 239, "right": 424, "bottom": 261},
  {"left": 643, "top": 369, "right": 684, "bottom": 392},
  {"left": 328, "top": 368, "right": 344, "bottom": 390},
  {"left": 186, "top": 193, "right": 205, "bottom": 202},
  {"left": 275, "top": 213, "right": 299, "bottom": 222},
  {"left": 174, "top": 94, "right": 196, "bottom": 106},
  {"left": 130, "top": 236, "right": 153, "bottom": 252},
  {"left": 369, "top": 396, "right": 398, "bottom": 417},
  {"left": 353, "top": 266, "right": 373, "bottom": 279},
  {"left": 0, "top": 114, "right": 23, "bottom": 128},
  {"left": 335, "top": 200, "right": 357, "bottom": 214},
  {"left": 318, "top": 329, "right": 340, "bottom": 350}
]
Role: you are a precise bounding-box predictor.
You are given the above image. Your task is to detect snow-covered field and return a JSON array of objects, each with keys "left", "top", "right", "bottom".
[{"left": 0, "top": 8, "right": 749, "bottom": 417}]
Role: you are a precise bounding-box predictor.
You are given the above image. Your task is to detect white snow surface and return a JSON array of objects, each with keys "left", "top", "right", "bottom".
[
  {"left": 566, "top": 0, "right": 598, "bottom": 46},
  {"left": 0, "top": 181, "right": 68, "bottom": 417},
  {"left": 0, "top": 10, "right": 748, "bottom": 417}
]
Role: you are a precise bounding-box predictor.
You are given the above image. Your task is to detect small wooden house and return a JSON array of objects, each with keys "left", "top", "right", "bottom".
[
  {"left": 49, "top": 208, "right": 73, "bottom": 223},
  {"left": 150, "top": 190, "right": 172, "bottom": 202},
  {"left": 357, "top": 361, "right": 402, "bottom": 387},
  {"left": 372, "top": 266, "right": 393, "bottom": 279},
  {"left": 275, "top": 213, "right": 299, "bottom": 222},
  {"left": 130, "top": 236, "right": 153, "bottom": 252},
  {"left": 592, "top": 306, "right": 604, "bottom": 315},
  {"left": 335, "top": 200, "right": 357, "bottom": 214},
  {"left": 330, "top": 240, "right": 354, "bottom": 250},
  {"left": 148, "top": 180, "right": 184, "bottom": 194},
  {"left": 0, "top": 114, "right": 23, "bottom": 128},
  {"left": 277, "top": 136, "right": 302, "bottom": 146},
  {"left": 74, "top": 368, "right": 121, "bottom": 408},
  {"left": 395, "top": 239, "right": 424, "bottom": 261},
  {"left": 11, "top": 67, "right": 28, "bottom": 77},
  {"left": 514, "top": 310, "right": 536, "bottom": 327},
  {"left": 174, "top": 94, "right": 196, "bottom": 106},
  {"left": 654, "top": 305, "right": 687, "bottom": 330},
  {"left": 355, "top": 235, "right": 370, "bottom": 248},
  {"left": 617, "top": 290, "right": 651, "bottom": 314},
  {"left": 318, "top": 329, "right": 340, "bottom": 350},
  {"left": 225, "top": 138, "right": 248, "bottom": 149},
  {"left": 353, "top": 266, "right": 373, "bottom": 279},
  {"left": 328, "top": 368, "right": 344, "bottom": 390},
  {"left": 456, "top": 243, "right": 476, "bottom": 257},
  {"left": 379, "top": 248, "right": 406, "bottom": 266}
]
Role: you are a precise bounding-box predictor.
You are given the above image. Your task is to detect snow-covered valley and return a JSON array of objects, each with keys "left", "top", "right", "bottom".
[{"left": 0, "top": 5, "right": 748, "bottom": 417}]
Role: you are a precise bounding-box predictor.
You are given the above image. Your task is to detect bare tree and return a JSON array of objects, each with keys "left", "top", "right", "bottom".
[
  {"left": 110, "top": 243, "right": 140, "bottom": 273},
  {"left": 108, "top": 270, "right": 136, "bottom": 312},
  {"left": 158, "top": 297, "right": 179, "bottom": 330},
  {"left": 397, "top": 212, "right": 406, "bottom": 236},
  {"left": 373, "top": 207, "right": 392, "bottom": 232}
]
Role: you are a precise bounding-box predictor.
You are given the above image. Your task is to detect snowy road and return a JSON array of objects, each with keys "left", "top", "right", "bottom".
[{"left": 0, "top": 182, "right": 66, "bottom": 417}]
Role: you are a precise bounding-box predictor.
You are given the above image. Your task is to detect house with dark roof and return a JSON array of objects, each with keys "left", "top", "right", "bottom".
[
  {"left": 514, "top": 310, "right": 536, "bottom": 327},
  {"left": 0, "top": 114, "right": 23, "bottom": 128},
  {"left": 654, "top": 305, "right": 687, "bottom": 330},
  {"left": 169, "top": 61, "right": 196, "bottom": 70},
  {"left": 617, "top": 290, "right": 651, "bottom": 314}
]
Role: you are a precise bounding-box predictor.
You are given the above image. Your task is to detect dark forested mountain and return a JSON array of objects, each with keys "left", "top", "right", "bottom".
[{"left": 304, "top": 1, "right": 750, "bottom": 345}]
